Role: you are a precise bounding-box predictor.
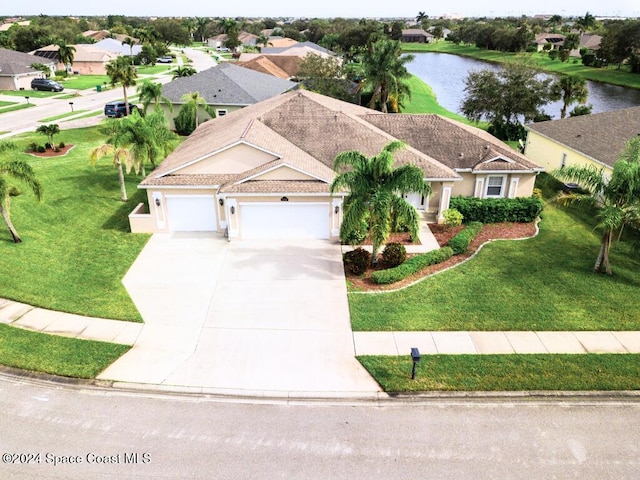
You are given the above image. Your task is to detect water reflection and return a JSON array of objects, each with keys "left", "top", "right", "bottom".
[{"left": 406, "top": 52, "right": 640, "bottom": 119}]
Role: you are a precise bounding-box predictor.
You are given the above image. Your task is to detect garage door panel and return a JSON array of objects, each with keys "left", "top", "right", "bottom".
[
  {"left": 241, "top": 203, "right": 329, "bottom": 239},
  {"left": 167, "top": 196, "right": 217, "bottom": 232}
]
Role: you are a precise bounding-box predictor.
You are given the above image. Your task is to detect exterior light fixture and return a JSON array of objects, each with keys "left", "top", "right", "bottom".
[
  {"left": 334, "top": 205, "right": 339, "bottom": 214},
  {"left": 230, "top": 206, "right": 235, "bottom": 214},
  {"left": 281, "top": 196, "right": 289, "bottom": 202},
  {"left": 218, "top": 198, "right": 224, "bottom": 206},
  {"left": 155, "top": 198, "right": 161, "bottom": 207}
]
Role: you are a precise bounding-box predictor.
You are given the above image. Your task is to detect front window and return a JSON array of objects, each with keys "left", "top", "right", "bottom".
[
  {"left": 216, "top": 109, "right": 228, "bottom": 117},
  {"left": 485, "top": 176, "right": 505, "bottom": 198}
]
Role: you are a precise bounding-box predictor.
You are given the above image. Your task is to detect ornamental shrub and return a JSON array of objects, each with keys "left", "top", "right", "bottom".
[
  {"left": 447, "top": 221, "right": 483, "bottom": 254},
  {"left": 381, "top": 242, "right": 406, "bottom": 268},
  {"left": 442, "top": 208, "right": 463, "bottom": 227},
  {"left": 37, "top": 145, "right": 46, "bottom": 153},
  {"left": 370, "top": 247, "right": 454, "bottom": 285},
  {"left": 449, "top": 196, "right": 543, "bottom": 223},
  {"left": 343, "top": 248, "right": 371, "bottom": 275}
]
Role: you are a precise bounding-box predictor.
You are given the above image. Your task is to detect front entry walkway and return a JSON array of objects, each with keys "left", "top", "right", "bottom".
[{"left": 98, "top": 234, "right": 381, "bottom": 397}]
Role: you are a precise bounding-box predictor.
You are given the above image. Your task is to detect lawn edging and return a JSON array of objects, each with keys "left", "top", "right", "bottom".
[{"left": 349, "top": 217, "right": 540, "bottom": 295}]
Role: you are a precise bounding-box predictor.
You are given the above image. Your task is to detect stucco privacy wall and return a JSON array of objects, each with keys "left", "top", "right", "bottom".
[{"left": 525, "top": 130, "right": 612, "bottom": 175}]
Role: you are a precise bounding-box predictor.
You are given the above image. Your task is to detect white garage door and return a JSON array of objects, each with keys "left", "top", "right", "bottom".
[
  {"left": 166, "top": 195, "right": 217, "bottom": 232},
  {"left": 241, "top": 203, "right": 329, "bottom": 239}
]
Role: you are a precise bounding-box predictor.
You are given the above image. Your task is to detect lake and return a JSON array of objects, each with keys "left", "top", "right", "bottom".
[{"left": 406, "top": 52, "right": 640, "bottom": 119}]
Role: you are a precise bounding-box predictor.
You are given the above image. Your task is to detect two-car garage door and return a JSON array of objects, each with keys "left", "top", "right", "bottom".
[{"left": 240, "top": 203, "right": 329, "bottom": 239}]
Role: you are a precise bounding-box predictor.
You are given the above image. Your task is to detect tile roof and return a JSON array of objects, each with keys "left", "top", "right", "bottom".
[
  {"left": 363, "top": 114, "right": 542, "bottom": 172},
  {"left": 220, "top": 180, "right": 330, "bottom": 193},
  {"left": 526, "top": 106, "right": 640, "bottom": 168},
  {"left": 0, "top": 47, "right": 54, "bottom": 75},
  {"left": 161, "top": 63, "right": 298, "bottom": 105},
  {"left": 237, "top": 55, "right": 301, "bottom": 79}
]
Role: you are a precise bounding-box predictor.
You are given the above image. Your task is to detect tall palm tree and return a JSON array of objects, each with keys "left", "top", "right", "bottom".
[
  {"left": 195, "top": 17, "right": 210, "bottom": 43},
  {"left": 89, "top": 143, "right": 133, "bottom": 202},
  {"left": 105, "top": 56, "right": 138, "bottom": 115},
  {"left": 137, "top": 80, "right": 172, "bottom": 114},
  {"left": 553, "top": 136, "right": 640, "bottom": 275},
  {"left": 362, "top": 39, "right": 415, "bottom": 113},
  {"left": 217, "top": 18, "right": 240, "bottom": 51},
  {"left": 552, "top": 75, "right": 588, "bottom": 118},
  {"left": 122, "top": 37, "right": 135, "bottom": 63},
  {"left": 180, "top": 91, "right": 211, "bottom": 129},
  {"left": 256, "top": 33, "right": 272, "bottom": 51},
  {"left": 330, "top": 141, "right": 431, "bottom": 264},
  {"left": 0, "top": 144, "right": 43, "bottom": 243},
  {"left": 415, "top": 11, "right": 427, "bottom": 24},
  {"left": 575, "top": 12, "right": 597, "bottom": 34},
  {"left": 56, "top": 41, "right": 76, "bottom": 71}
]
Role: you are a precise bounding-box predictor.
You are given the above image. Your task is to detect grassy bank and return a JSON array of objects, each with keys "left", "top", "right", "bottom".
[
  {"left": 0, "top": 126, "right": 149, "bottom": 321},
  {"left": 359, "top": 354, "right": 640, "bottom": 392},
  {"left": 0, "top": 324, "right": 129, "bottom": 378},
  {"left": 402, "top": 42, "right": 640, "bottom": 90}
]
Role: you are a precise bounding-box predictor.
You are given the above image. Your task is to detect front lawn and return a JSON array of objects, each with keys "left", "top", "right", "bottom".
[
  {"left": 349, "top": 202, "right": 640, "bottom": 331},
  {"left": 0, "top": 324, "right": 129, "bottom": 378},
  {"left": 59, "top": 75, "right": 112, "bottom": 90},
  {"left": 359, "top": 354, "right": 640, "bottom": 392},
  {"left": 0, "top": 126, "right": 150, "bottom": 321}
]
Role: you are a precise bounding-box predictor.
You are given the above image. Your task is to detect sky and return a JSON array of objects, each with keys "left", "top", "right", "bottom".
[{"left": 3, "top": 0, "right": 639, "bottom": 20}]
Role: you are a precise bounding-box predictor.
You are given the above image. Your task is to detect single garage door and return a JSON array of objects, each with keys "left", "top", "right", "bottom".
[
  {"left": 166, "top": 195, "right": 217, "bottom": 231},
  {"left": 240, "top": 203, "right": 329, "bottom": 239}
]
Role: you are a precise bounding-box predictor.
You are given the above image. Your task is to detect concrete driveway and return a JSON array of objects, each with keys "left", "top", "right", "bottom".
[{"left": 98, "top": 234, "right": 380, "bottom": 397}]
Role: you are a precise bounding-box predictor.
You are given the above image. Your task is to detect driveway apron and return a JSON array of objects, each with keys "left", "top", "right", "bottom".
[{"left": 98, "top": 234, "right": 380, "bottom": 396}]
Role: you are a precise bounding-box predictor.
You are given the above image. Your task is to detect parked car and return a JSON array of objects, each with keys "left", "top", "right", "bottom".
[
  {"left": 216, "top": 46, "right": 230, "bottom": 52},
  {"left": 104, "top": 101, "right": 141, "bottom": 118},
  {"left": 156, "top": 56, "right": 173, "bottom": 63},
  {"left": 31, "top": 78, "right": 64, "bottom": 92}
]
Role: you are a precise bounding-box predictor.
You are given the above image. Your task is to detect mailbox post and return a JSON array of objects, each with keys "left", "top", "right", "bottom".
[{"left": 410, "top": 347, "right": 421, "bottom": 380}]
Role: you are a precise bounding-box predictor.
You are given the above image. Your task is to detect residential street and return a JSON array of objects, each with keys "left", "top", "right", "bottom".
[{"left": 1, "top": 373, "right": 639, "bottom": 479}]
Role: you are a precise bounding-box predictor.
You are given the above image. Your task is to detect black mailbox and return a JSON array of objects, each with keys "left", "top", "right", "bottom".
[{"left": 411, "top": 347, "right": 421, "bottom": 363}]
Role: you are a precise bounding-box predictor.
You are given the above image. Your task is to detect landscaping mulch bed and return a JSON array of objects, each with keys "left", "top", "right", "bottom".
[
  {"left": 346, "top": 222, "right": 537, "bottom": 292},
  {"left": 28, "top": 144, "right": 75, "bottom": 157}
]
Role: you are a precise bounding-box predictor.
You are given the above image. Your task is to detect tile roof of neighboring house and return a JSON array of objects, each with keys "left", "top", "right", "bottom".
[
  {"left": 580, "top": 34, "right": 602, "bottom": 50},
  {"left": 161, "top": 62, "right": 298, "bottom": 105},
  {"left": 363, "top": 114, "right": 542, "bottom": 172},
  {"left": 32, "top": 44, "right": 118, "bottom": 64},
  {"left": 209, "top": 31, "right": 258, "bottom": 45},
  {"left": 264, "top": 37, "right": 299, "bottom": 48},
  {"left": 526, "top": 106, "right": 640, "bottom": 168},
  {"left": 261, "top": 41, "right": 334, "bottom": 57},
  {"left": 0, "top": 47, "right": 54, "bottom": 76},
  {"left": 0, "top": 21, "right": 30, "bottom": 32},
  {"left": 534, "top": 32, "right": 565, "bottom": 45},
  {"left": 236, "top": 55, "right": 301, "bottom": 79},
  {"left": 89, "top": 38, "right": 142, "bottom": 56},
  {"left": 82, "top": 30, "right": 110, "bottom": 40},
  {"left": 402, "top": 29, "right": 435, "bottom": 37}
]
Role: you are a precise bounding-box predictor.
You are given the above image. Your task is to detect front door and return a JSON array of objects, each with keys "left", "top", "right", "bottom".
[{"left": 404, "top": 192, "right": 426, "bottom": 210}]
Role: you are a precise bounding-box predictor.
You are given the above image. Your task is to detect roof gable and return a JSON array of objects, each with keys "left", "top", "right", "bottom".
[{"left": 250, "top": 164, "right": 323, "bottom": 182}]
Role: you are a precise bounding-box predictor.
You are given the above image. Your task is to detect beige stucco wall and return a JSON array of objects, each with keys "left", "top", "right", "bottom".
[
  {"left": 178, "top": 143, "right": 278, "bottom": 175},
  {"left": 452, "top": 174, "right": 477, "bottom": 197},
  {"left": 525, "top": 130, "right": 612, "bottom": 175},
  {"left": 71, "top": 61, "right": 108, "bottom": 75},
  {"left": 0, "top": 73, "right": 40, "bottom": 91},
  {"left": 254, "top": 166, "right": 317, "bottom": 181}
]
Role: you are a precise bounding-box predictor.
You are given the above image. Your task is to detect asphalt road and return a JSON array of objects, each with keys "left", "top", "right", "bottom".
[{"left": 1, "top": 373, "right": 639, "bottom": 479}]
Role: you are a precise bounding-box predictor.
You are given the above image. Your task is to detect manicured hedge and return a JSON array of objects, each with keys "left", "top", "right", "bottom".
[
  {"left": 449, "top": 196, "right": 544, "bottom": 223},
  {"left": 447, "top": 221, "right": 483, "bottom": 254},
  {"left": 370, "top": 247, "right": 454, "bottom": 285}
]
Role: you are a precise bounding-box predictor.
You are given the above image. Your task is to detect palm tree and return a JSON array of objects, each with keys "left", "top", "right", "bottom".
[
  {"left": 35, "top": 123, "right": 60, "bottom": 148},
  {"left": 172, "top": 65, "right": 197, "bottom": 79},
  {"left": 217, "top": 18, "right": 240, "bottom": 51},
  {"left": 137, "top": 80, "right": 172, "bottom": 114},
  {"left": 362, "top": 39, "right": 415, "bottom": 113},
  {"left": 553, "top": 136, "right": 640, "bottom": 275},
  {"left": 0, "top": 145, "right": 43, "bottom": 243},
  {"left": 575, "top": 12, "right": 597, "bottom": 34},
  {"left": 180, "top": 91, "right": 211, "bottom": 129},
  {"left": 122, "top": 37, "right": 135, "bottom": 63},
  {"left": 90, "top": 143, "right": 134, "bottom": 202},
  {"left": 56, "top": 41, "right": 76, "bottom": 71},
  {"left": 256, "top": 33, "right": 272, "bottom": 51},
  {"left": 552, "top": 75, "right": 588, "bottom": 119},
  {"left": 330, "top": 141, "right": 431, "bottom": 264},
  {"left": 105, "top": 56, "right": 138, "bottom": 115},
  {"left": 415, "top": 11, "right": 428, "bottom": 24},
  {"left": 195, "top": 17, "right": 210, "bottom": 43}
]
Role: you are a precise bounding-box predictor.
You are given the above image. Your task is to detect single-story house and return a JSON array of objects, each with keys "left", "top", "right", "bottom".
[
  {"left": 532, "top": 33, "right": 565, "bottom": 51},
  {"left": 0, "top": 47, "right": 55, "bottom": 90},
  {"left": 32, "top": 44, "right": 118, "bottom": 75},
  {"left": 159, "top": 62, "right": 298, "bottom": 129},
  {"left": 524, "top": 106, "right": 640, "bottom": 176},
  {"left": 207, "top": 31, "right": 259, "bottom": 50},
  {"left": 236, "top": 55, "right": 302, "bottom": 79},
  {"left": 260, "top": 41, "right": 335, "bottom": 58},
  {"left": 129, "top": 90, "right": 543, "bottom": 239},
  {"left": 263, "top": 37, "right": 299, "bottom": 48},
  {"left": 401, "top": 29, "right": 435, "bottom": 43}
]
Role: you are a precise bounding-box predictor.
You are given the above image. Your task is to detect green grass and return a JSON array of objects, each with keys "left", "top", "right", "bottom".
[
  {"left": 349, "top": 202, "right": 640, "bottom": 331},
  {"left": 402, "top": 42, "right": 640, "bottom": 90},
  {"left": 359, "top": 354, "right": 640, "bottom": 391},
  {"left": 39, "top": 110, "right": 88, "bottom": 122},
  {"left": 0, "top": 103, "right": 33, "bottom": 114},
  {"left": 0, "top": 101, "right": 16, "bottom": 107},
  {"left": 59, "top": 75, "right": 111, "bottom": 90},
  {"left": 0, "top": 126, "right": 150, "bottom": 321},
  {"left": 137, "top": 64, "right": 175, "bottom": 75},
  {"left": 0, "top": 324, "right": 129, "bottom": 378},
  {"left": 62, "top": 110, "right": 102, "bottom": 121},
  {"left": 0, "top": 90, "right": 62, "bottom": 98}
]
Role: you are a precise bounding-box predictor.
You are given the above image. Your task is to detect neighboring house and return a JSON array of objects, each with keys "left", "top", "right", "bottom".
[
  {"left": 0, "top": 47, "right": 55, "bottom": 90},
  {"left": 159, "top": 62, "right": 298, "bottom": 129},
  {"left": 89, "top": 38, "right": 142, "bottom": 56},
  {"left": 524, "top": 106, "right": 640, "bottom": 175},
  {"left": 207, "top": 31, "right": 259, "bottom": 49},
  {"left": 264, "top": 37, "right": 299, "bottom": 48},
  {"left": 0, "top": 20, "right": 30, "bottom": 31},
  {"left": 82, "top": 30, "right": 111, "bottom": 41},
  {"left": 33, "top": 44, "right": 118, "bottom": 75},
  {"left": 401, "top": 29, "right": 435, "bottom": 43},
  {"left": 532, "top": 33, "right": 565, "bottom": 51},
  {"left": 129, "top": 90, "right": 542, "bottom": 238},
  {"left": 237, "top": 55, "right": 302, "bottom": 79},
  {"left": 260, "top": 41, "right": 335, "bottom": 58},
  {"left": 571, "top": 34, "right": 602, "bottom": 56}
]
